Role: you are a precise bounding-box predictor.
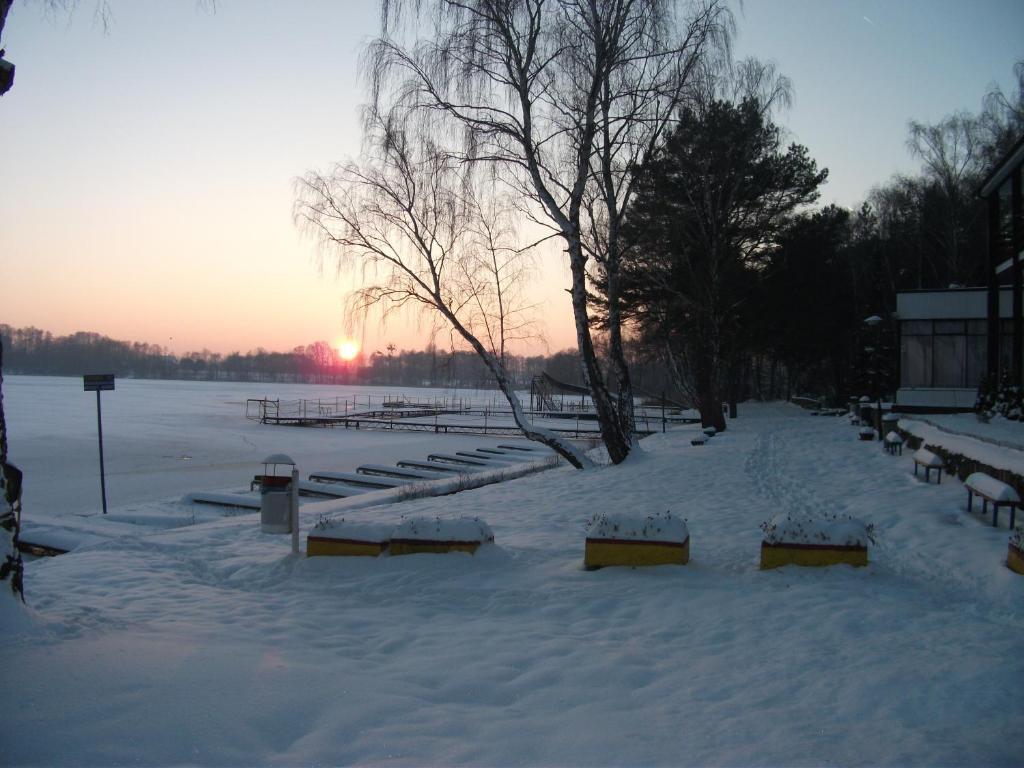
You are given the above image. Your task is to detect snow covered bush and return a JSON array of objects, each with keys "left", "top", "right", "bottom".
[
  {"left": 585, "top": 510, "right": 688, "bottom": 543},
  {"left": 584, "top": 510, "right": 690, "bottom": 569},
  {"left": 391, "top": 516, "right": 494, "bottom": 543},
  {"left": 307, "top": 517, "right": 394, "bottom": 557},
  {"left": 312, "top": 516, "right": 393, "bottom": 542},
  {"left": 1008, "top": 528, "right": 1024, "bottom": 575},
  {"left": 760, "top": 514, "right": 873, "bottom": 570},
  {"left": 975, "top": 373, "right": 1022, "bottom": 422},
  {"left": 388, "top": 516, "right": 495, "bottom": 556},
  {"left": 760, "top": 513, "right": 874, "bottom": 548}
]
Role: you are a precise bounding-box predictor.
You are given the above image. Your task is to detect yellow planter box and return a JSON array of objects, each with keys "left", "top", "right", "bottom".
[
  {"left": 760, "top": 541, "right": 868, "bottom": 570},
  {"left": 1008, "top": 543, "right": 1024, "bottom": 575},
  {"left": 584, "top": 537, "right": 690, "bottom": 569},
  {"left": 307, "top": 536, "right": 388, "bottom": 558},
  {"left": 389, "top": 539, "right": 483, "bottom": 556}
]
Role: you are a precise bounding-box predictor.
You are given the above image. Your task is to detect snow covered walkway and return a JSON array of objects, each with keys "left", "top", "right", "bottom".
[{"left": 2, "top": 402, "right": 1020, "bottom": 766}]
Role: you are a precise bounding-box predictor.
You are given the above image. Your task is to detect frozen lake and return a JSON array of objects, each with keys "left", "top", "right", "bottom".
[{"left": 2, "top": 375, "right": 562, "bottom": 519}]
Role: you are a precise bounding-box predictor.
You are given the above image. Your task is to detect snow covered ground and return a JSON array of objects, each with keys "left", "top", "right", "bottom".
[
  {"left": 2, "top": 375, "right": 560, "bottom": 520},
  {"left": 2, "top": 394, "right": 1022, "bottom": 766}
]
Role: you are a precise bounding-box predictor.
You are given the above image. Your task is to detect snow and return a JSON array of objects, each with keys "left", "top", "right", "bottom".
[
  {"left": 585, "top": 509, "right": 689, "bottom": 543},
  {"left": 912, "top": 447, "right": 943, "bottom": 468},
  {"left": 964, "top": 473, "right": 1021, "bottom": 503},
  {"left": 1, "top": 388, "right": 1022, "bottom": 766},
  {"left": 905, "top": 413, "right": 1024, "bottom": 452},
  {"left": 310, "top": 518, "right": 394, "bottom": 543},
  {"left": 900, "top": 417, "right": 1024, "bottom": 474},
  {"left": 391, "top": 516, "right": 495, "bottom": 543},
  {"left": 760, "top": 512, "right": 872, "bottom": 548},
  {"left": 885, "top": 430, "right": 904, "bottom": 444}
]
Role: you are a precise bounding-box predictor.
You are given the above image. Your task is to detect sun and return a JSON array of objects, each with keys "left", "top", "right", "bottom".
[{"left": 337, "top": 340, "right": 360, "bottom": 362}]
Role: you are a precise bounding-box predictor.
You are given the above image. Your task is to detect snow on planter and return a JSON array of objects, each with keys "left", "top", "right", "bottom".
[
  {"left": 858, "top": 427, "right": 876, "bottom": 441},
  {"left": 584, "top": 510, "right": 690, "bottom": 569},
  {"left": 691, "top": 434, "right": 707, "bottom": 446},
  {"left": 759, "top": 513, "right": 872, "bottom": 570},
  {"left": 307, "top": 518, "right": 393, "bottom": 557},
  {"left": 1007, "top": 528, "right": 1024, "bottom": 575},
  {"left": 389, "top": 516, "right": 494, "bottom": 555}
]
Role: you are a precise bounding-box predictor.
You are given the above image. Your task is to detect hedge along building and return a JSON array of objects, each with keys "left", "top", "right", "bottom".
[{"left": 894, "top": 135, "right": 1023, "bottom": 414}]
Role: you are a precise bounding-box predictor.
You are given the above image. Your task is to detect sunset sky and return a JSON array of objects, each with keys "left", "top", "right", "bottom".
[{"left": 2, "top": 0, "right": 1021, "bottom": 358}]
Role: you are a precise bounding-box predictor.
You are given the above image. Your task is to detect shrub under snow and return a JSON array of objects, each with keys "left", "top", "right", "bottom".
[
  {"left": 585, "top": 510, "right": 689, "bottom": 543},
  {"left": 760, "top": 513, "right": 873, "bottom": 548},
  {"left": 391, "top": 516, "right": 494, "bottom": 543},
  {"left": 312, "top": 517, "right": 394, "bottom": 542}
]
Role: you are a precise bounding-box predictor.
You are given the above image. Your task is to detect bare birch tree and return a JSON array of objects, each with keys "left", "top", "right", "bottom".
[
  {"left": 366, "top": 0, "right": 730, "bottom": 464},
  {"left": 296, "top": 118, "right": 592, "bottom": 468}
]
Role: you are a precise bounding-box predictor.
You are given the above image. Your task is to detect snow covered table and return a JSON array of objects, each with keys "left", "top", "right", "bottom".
[
  {"left": 584, "top": 511, "right": 690, "bottom": 569},
  {"left": 964, "top": 473, "right": 1020, "bottom": 529},
  {"left": 912, "top": 448, "right": 944, "bottom": 484},
  {"left": 759, "top": 514, "right": 871, "bottom": 570},
  {"left": 307, "top": 520, "right": 393, "bottom": 557},
  {"left": 389, "top": 516, "right": 494, "bottom": 556}
]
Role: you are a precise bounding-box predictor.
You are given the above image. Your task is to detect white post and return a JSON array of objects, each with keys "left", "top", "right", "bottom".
[{"left": 290, "top": 467, "right": 300, "bottom": 555}]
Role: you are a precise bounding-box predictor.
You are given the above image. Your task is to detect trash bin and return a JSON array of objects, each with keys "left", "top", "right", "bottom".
[{"left": 260, "top": 454, "right": 296, "bottom": 534}]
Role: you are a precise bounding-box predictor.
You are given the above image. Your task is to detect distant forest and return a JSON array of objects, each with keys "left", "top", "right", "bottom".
[{"left": 0, "top": 324, "right": 679, "bottom": 397}]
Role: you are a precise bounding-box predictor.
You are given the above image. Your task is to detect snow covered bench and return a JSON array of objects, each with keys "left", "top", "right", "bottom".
[
  {"left": 883, "top": 431, "right": 904, "bottom": 456},
  {"left": 584, "top": 510, "right": 689, "bottom": 569},
  {"left": 912, "top": 448, "right": 944, "bottom": 484},
  {"left": 964, "top": 473, "right": 1020, "bottom": 529}
]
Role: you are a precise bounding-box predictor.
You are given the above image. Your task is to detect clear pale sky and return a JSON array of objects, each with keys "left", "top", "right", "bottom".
[{"left": 1, "top": 0, "right": 1021, "bottom": 357}]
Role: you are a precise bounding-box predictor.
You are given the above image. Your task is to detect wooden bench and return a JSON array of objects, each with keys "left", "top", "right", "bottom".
[
  {"left": 912, "top": 448, "right": 943, "bottom": 484},
  {"left": 965, "top": 472, "right": 1020, "bottom": 528}
]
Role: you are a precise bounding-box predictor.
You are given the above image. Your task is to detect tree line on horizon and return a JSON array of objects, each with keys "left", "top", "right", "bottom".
[{"left": 0, "top": 324, "right": 683, "bottom": 395}]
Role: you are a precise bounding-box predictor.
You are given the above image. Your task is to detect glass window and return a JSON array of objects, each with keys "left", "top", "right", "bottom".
[
  {"left": 933, "top": 335, "right": 965, "bottom": 387},
  {"left": 902, "top": 321, "right": 932, "bottom": 335},
  {"left": 966, "top": 335, "right": 987, "bottom": 389},
  {"left": 901, "top": 335, "right": 932, "bottom": 387},
  {"left": 935, "top": 321, "right": 965, "bottom": 335},
  {"left": 967, "top": 320, "right": 987, "bottom": 335}
]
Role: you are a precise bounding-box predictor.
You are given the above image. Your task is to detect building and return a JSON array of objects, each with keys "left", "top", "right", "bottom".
[{"left": 894, "top": 135, "right": 1022, "bottom": 413}]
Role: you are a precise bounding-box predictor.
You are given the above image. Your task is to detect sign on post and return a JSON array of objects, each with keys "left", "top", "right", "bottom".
[
  {"left": 83, "top": 374, "right": 115, "bottom": 392},
  {"left": 83, "top": 374, "right": 115, "bottom": 514}
]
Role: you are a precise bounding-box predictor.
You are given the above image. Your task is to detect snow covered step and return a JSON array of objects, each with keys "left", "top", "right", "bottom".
[
  {"left": 425, "top": 453, "right": 490, "bottom": 467},
  {"left": 185, "top": 492, "right": 261, "bottom": 511},
  {"left": 396, "top": 459, "right": 482, "bottom": 474},
  {"left": 297, "top": 480, "right": 371, "bottom": 498},
  {"left": 497, "top": 443, "right": 549, "bottom": 453},
  {"left": 454, "top": 450, "right": 523, "bottom": 464},
  {"left": 913, "top": 448, "right": 944, "bottom": 483},
  {"left": 307, "top": 471, "right": 412, "bottom": 488},
  {"left": 965, "top": 472, "right": 1020, "bottom": 528},
  {"left": 356, "top": 464, "right": 449, "bottom": 480}
]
